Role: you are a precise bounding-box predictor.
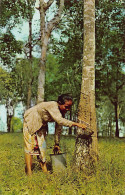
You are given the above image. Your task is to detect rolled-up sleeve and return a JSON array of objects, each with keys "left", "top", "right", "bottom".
[{"left": 47, "top": 103, "right": 74, "bottom": 127}]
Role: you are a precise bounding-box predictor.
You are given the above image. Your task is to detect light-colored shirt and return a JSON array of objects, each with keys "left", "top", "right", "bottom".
[{"left": 24, "top": 101, "right": 74, "bottom": 144}]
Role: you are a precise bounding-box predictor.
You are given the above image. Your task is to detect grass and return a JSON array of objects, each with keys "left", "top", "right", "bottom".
[{"left": 0, "top": 132, "right": 125, "bottom": 195}]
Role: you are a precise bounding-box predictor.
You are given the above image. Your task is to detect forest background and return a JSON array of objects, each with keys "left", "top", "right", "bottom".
[{"left": 0, "top": 0, "right": 125, "bottom": 138}]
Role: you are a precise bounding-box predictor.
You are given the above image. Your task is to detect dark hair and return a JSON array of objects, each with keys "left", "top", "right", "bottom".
[{"left": 57, "top": 94, "right": 73, "bottom": 105}]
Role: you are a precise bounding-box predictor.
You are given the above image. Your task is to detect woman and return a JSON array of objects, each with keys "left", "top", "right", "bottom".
[{"left": 23, "top": 94, "right": 86, "bottom": 175}]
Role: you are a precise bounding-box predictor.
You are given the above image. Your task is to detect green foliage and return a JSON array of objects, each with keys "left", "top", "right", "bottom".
[
  {"left": 95, "top": 0, "right": 125, "bottom": 99},
  {"left": 0, "top": 67, "right": 9, "bottom": 100},
  {"left": 45, "top": 54, "right": 81, "bottom": 118},
  {"left": 45, "top": 54, "right": 60, "bottom": 101},
  {"left": 0, "top": 133, "right": 124, "bottom": 194},
  {"left": 0, "top": 0, "right": 34, "bottom": 28},
  {"left": 95, "top": 0, "right": 125, "bottom": 135},
  {"left": 0, "top": 0, "right": 35, "bottom": 67},
  {"left": 51, "top": 0, "right": 83, "bottom": 64},
  {"left": 11, "top": 58, "right": 39, "bottom": 104},
  {"left": 0, "top": 67, "right": 16, "bottom": 102},
  {"left": 48, "top": 0, "right": 83, "bottom": 110},
  {"left": 0, "top": 57, "right": 39, "bottom": 106},
  {"left": 96, "top": 96, "right": 115, "bottom": 136},
  {"left": 0, "top": 32, "right": 23, "bottom": 66},
  {"left": 10, "top": 117, "right": 23, "bottom": 132}
]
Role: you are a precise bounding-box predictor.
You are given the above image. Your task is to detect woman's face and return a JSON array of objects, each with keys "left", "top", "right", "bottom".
[{"left": 58, "top": 100, "right": 73, "bottom": 113}]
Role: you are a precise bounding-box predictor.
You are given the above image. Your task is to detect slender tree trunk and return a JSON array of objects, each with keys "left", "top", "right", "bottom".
[
  {"left": 115, "top": 69, "right": 119, "bottom": 137},
  {"left": 7, "top": 115, "right": 13, "bottom": 132},
  {"left": 115, "top": 102, "right": 119, "bottom": 137},
  {"left": 27, "top": 16, "right": 33, "bottom": 108},
  {"left": 37, "top": 0, "right": 46, "bottom": 103},
  {"left": 75, "top": 0, "right": 98, "bottom": 170},
  {"left": 108, "top": 119, "right": 112, "bottom": 137},
  {"left": 27, "top": 82, "right": 32, "bottom": 108},
  {"left": 6, "top": 100, "right": 14, "bottom": 132},
  {"left": 69, "top": 110, "right": 72, "bottom": 135}
]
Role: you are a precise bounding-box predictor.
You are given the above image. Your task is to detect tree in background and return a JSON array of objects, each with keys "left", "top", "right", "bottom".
[
  {"left": 23, "top": 0, "right": 35, "bottom": 108},
  {"left": 47, "top": 0, "right": 83, "bottom": 134},
  {"left": 49, "top": 0, "right": 83, "bottom": 99},
  {"left": 95, "top": 0, "right": 125, "bottom": 137},
  {"left": 0, "top": 0, "right": 34, "bottom": 131},
  {"left": 75, "top": 0, "right": 98, "bottom": 170},
  {"left": 0, "top": 67, "right": 17, "bottom": 132},
  {"left": 10, "top": 117, "right": 23, "bottom": 132},
  {"left": 0, "top": 32, "right": 22, "bottom": 67},
  {"left": 37, "top": 0, "right": 64, "bottom": 103},
  {"left": 11, "top": 58, "right": 39, "bottom": 106},
  {"left": 0, "top": 0, "right": 29, "bottom": 67},
  {"left": 96, "top": 97, "right": 115, "bottom": 137},
  {"left": 0, "top": 0, "right": 28, "bottom": 27}
]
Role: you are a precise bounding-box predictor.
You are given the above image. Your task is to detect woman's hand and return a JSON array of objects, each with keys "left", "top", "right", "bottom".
[
  {"left": 72, "top": 122, "right": 87, "bottom": 129},
  {"left": 53, "top": 144, "right": 60, "bottom": 154},
  {"left": 77, "top": 123, "right": 87, "bottom": 129}
]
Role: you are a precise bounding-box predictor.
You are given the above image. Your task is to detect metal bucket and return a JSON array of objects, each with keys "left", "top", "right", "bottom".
[{"left": 50, "top": 153, "right": 67, "bottom": 172}]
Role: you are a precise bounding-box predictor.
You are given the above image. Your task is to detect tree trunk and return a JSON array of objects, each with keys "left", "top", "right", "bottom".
[
  {"left": 69, "top": 110, "right": 72, "bottom": 135},
  {"left": 115, "top": 102, "right": 119, "bottom": 137},
  {"left": 27, "top": 82, "right": 32, "bottom": 108},
  {"left": 37, "top": 1, "right": 46, "bottom": 103},
  {"left": 37, "top": 0, "right": 64, "bottom": 103},
  {"left": 115, "top": 69, "right": 119, "bottom": 138},
  {"left": 6, "top": 100, "right": 14, "bottom": 132},
  {"left": 75, "top": 0, "right": 98, "bottom": 170},
  {"left": 7, "top": 115, "right": 13, "bottom": 132},
  {"left": 27, "top": 16, "right": 33, "bottom": 109}
]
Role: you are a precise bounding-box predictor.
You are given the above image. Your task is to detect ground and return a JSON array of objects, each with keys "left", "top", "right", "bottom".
[{"left": 0, "top": 132, "right": 125, "bottom": 195}]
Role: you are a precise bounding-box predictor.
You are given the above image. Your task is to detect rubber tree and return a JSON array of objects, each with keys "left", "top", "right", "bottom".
[
  {"left": 75, "top": 0, "right": 98, "bottom": 170},
  {"left": 37, "top": 0, "right": 64, "bottom": 103}
]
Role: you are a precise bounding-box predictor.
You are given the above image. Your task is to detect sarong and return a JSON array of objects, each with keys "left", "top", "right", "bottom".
[{"left": 23, "top": 122, "right": 47, "bottom": 163}]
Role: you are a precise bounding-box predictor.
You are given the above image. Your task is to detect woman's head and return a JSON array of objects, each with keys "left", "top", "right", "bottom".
[{"left": 57, "top": 94, "right": 73, "bottom": 113}]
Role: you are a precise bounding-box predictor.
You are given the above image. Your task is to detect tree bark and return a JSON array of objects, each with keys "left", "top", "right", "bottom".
[
  {"left": 37, "top": 0, "right": 64, "bottom": 103},
  {"left": 75, "top": 0, "right": 98, "bottom": 170}
]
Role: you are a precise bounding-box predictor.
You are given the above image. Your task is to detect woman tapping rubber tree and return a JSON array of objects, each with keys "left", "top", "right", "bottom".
[{"left": 23, "top": 94, "right": 87, "bottom": 176}]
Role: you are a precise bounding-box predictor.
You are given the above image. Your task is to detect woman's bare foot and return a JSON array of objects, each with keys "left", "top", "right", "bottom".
[{"left": 40, "top": 162, "right": 48, "bottom": 173}]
